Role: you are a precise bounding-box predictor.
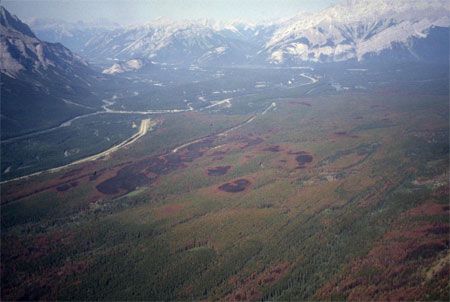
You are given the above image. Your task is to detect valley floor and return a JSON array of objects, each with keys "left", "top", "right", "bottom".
[{"left": 1, "top": 65, "right": 449, "bottom": 301}]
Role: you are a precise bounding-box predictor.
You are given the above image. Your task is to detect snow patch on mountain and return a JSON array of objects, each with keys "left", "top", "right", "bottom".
[
  {"left": 28, "top": 0, "right": 449, "bottom": 66},
  {"left": 264, "top": 0, "right": 450, "bottom": 63},
  {"left": 102, "top": 58, "right": 151, "bottom": 74}
]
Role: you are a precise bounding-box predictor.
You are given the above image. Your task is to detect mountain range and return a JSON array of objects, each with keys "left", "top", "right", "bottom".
[
  {"left": 26, "top": 17, "right": 120, "bottom": 54},
  {"left": 0, "top": 6, "right": 101, "bottom": 139},
  {"left": 0, "top": 0, "right": 449, "bottom": 137},
  {"left": 26, "top": 0, "right": 450, "bottom": 66},
  {"left": 263, "top": 0, "right": 450, "bottom": 64}
]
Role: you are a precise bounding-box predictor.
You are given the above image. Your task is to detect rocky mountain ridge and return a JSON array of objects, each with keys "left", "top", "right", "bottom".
[{"left": 26, "top": 0, "right": 449, "bottom": 66}]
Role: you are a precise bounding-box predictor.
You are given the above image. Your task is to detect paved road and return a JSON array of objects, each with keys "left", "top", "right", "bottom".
[{"left": 1, "top": 119, "right": 152, "bottom": 184}]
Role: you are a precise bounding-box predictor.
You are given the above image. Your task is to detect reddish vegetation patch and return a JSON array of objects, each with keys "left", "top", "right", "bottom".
[
  {"left": 288, "top": 151, "right": 308, "bottom": 155},
  {"left": 289, "top": 101, "right": 312, "bottom": 106},
  {"left": 405, "top": 199, "right": 446, "bottom": 217},
  {"left": 175, "top": 240, "right": 209, "bottom": 254},
  {"left": 207, "top": 165, "right": 231, "bottom": 176},
  {"left": 8, "top": 118, "right": 255, "bottom": 202},
  {"left": 433, "top": 183, "right": 449, "bottom": 198},
  {"left": 218, "top": 179, "right": 251, "bottom": 193},
  {"left": 295, "top": 154, "right": 313, "bottom": 165},
  {"left": 211, "top": 150, "right": 226, "bottom": 156},
  {"left": 59, "top": 167, "right": 84, "bottom": 179},
  {"left": 226, "top": 262, "right": 292, "bottom": 301},
  {"left": 280, "top": 150, "right": 315, "bottom": 170},
  {"left": 210, "top": 149, "right": 229, "bottom": 161},
  {"left": 406, "top": 243, "right": 447, "bottom": 260},
  {"left": 334, "top": 131, "right": 348, "bottom": 136},
  {"left": 427, "top": 226, "right": 450, "bottom": 235},
  {"left": 55, "top": 182, "right": 79, "bottom": 192},
  {"left": 161, "top": 204, "right": 182, "bottom": 216},
  {"left": 227, "top": 134, "right": 265, "bottom": 150},
  {"left": 263, "top": 145, "right": 281, "bottom": 152},
  {"left": 96, "top": 138, "right": 215, "bottom": 195},
  {"left": 332, "top": 131, "right": 359, "bottom": 139},
  {"left": 316, "top": 195, "right": 449, "bottom": 301},
  {"left": 1, "top": 162, "right": 117, "bottom": 204},
  {"left": 240, "top": 137, "right": 264, "bottom": 149},
  {"left": 89, "top": 171, "right": 102, "bottom": 181},
  {"left": 258, "top": 263, "right": 290, "bottom": 286},
  {"left": 56, "top": 184, "right": 71, "bottom": 192},
  {"left": 2, "top": 230, "right": 90, "bottom": 301},
  {"left": 293, "top": 151, "right": 313, "bottom": 168}
]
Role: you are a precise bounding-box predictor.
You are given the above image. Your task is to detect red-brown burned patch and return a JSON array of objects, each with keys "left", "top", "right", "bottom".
[
  {"left": 56, "top": 184, "right": 71, "bottom": 192},
  {"left": 207, "top": 165, "right": 231, "bottom": 176},
  {"left": 240, "top": 137, "right": 264, "bottom": 149},
  {"left": 59, "top": 167, "right": 84, "bottom": 179},
  {"left": 211, "top": 150, "right": 226, "bottom": 156},
  {"left": 96, "top": 138, "right": 215, "bottom": 196},
  {"left": 332, "top": 131, "right": 359, "bottom": 139},
  {"left": 433, "top": 183, "right": 449, "bottom": 198},
  {"left": 405, "top": 199, "right": 445, "bottom": 217},
  {"left": 225, "top": 262, "right": 292, "bottom": 301},
  {"left": 3, "top": 259, "right": 91, "bottom": 301},
  {"left": 161, "top": 204, "right": 182, "bottom": 216},
  {"left": 258, "top": 263, "right": 291, "bottom": 286},
  {"left": 317, "top": 240, "right": 449, "bottom": 300},
  {"left": 427, "top": 226, "right": 450, "bottom": 235},
  {"left": 89, "top": 170, "right": 103, "bottom": 181},
  {"left": 295, "top": 153, "right": 313, "bottom": 165},
  {"left": 288, "top": 151, "right": 309, "bottom": 156},
  {"left": 209, "top": 148, "right": 230, "bottom": 162},
  {"left": 289, "top": 151, "right": 314, "bottom": 169},
  {"left": 56, "top": 181, "right": 79, "bottom": 192},
  {"left": 1, "top": 162, "right": 118, "bottom": 204},
  {"left": 406, "top": 242, "right": 447, "bottom": 260},
  {"left": 2, "top": 230, "right": 90, "bottom": 301},
  {"left": 218, "top": 179, "right": 251, "bottom": 193},
  {"left": 4, "top": 118, "right": 266, "bottom": 204},
  {"left": 263, "top": 145, "right": 281, "bottom": 152},
  {"left": 2, "top": 231, "right": 77, "bottom": 267},
  {"left": 289, "top": 100, "right": 312, "bottom": 106},
  {"left": 334, "top": 131, "right": 348, "bottom": 136},
  {"left": 316, "top": 196, "right": 450, "bottom": 301},
  {"left": 276, "top": 150, "right": 315, "bottom": 170}
]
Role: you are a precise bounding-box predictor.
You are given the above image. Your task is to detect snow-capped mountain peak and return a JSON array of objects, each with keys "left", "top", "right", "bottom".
[
  {"left": 265, "top": 0, "right": 449, "bottom": 63},
  {"left": 24, "top": 0, "right": 450, "bottom": 66},
  {"left": 102, "top": 58, "right": 152, "bottom": 74}
]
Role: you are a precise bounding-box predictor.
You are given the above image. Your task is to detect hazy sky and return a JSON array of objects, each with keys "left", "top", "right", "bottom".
[{"left": 2, "top": 0, "right": 338, "bottom": 25}]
